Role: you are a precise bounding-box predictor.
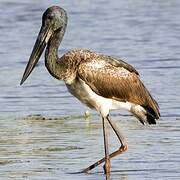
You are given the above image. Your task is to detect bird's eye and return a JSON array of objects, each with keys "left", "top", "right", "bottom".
[{"left": 47, "top": 15, "right": 53, "bottom": 20}]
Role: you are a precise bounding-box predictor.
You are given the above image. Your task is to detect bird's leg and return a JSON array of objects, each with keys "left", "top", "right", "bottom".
[
  {"left": 106, "top": 115, "right": 128, "bottom": 150},
  {"left": 81, "top": 115, "right": 128, "bottom": 173},
  {"left": 102, "top": 116, "right": 110, "bottom": 175}
]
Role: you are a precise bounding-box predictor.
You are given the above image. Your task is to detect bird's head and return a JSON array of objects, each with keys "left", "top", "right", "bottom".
[
  {"left": 42, "top": 6, "right": 67, "bottom": 34},
  {"left": 20, "top": 6, "right": 67, "bottom": 85}
]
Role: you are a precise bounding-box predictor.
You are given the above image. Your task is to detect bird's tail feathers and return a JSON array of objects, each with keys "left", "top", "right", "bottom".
[{"left": 130, "top": 104, "right": 156, "bottom": 125}]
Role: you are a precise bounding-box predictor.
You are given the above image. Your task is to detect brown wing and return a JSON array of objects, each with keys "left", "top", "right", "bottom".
[
  {"left": 103, "top": 55, "right": 139, "bottom": 75},
  {"left": 78, "top": 57, "right": 160, "bottom": 119}
]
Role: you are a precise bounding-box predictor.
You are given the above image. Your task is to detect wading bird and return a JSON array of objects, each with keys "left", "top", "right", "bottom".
[{"left": 20, "top": 6, "right": 160, "bottom": 176}]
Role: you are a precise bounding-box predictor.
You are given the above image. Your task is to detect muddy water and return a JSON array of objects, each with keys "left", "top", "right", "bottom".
[{"left": 0, "top": 0, "right": 180, "bottom": 179}]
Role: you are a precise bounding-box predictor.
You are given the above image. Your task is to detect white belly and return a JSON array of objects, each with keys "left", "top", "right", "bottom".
[{"left": 66, "top": 78, "right": 134, "bottom": 117}]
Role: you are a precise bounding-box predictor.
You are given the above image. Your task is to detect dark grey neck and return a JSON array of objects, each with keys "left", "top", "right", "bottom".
[{"left": 45, "top": 24, "right": 67, "bottom": 80}]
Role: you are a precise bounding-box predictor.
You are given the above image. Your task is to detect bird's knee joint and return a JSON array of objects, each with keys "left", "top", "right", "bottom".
[{"left": 119, "top": 144, "right": 128, "bottom": 152}]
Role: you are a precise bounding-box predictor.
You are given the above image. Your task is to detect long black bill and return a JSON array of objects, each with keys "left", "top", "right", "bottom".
[{"left": 20, "top": 26, "right": 52, "bottom": 85}]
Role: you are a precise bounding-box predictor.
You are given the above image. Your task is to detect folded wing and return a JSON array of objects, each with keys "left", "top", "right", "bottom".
[{"left": 78, "top": 56, "right": 160, "bottom": 121}]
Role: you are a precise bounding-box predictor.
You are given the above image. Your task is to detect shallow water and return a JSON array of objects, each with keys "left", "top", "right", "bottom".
[{"left": 0, "top": 0, "right": 180, "bottom": 179}]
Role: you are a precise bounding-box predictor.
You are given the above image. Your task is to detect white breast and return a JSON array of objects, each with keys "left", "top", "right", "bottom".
[{"left": 66, "top": 78, "right": 134, "bottom": 117}]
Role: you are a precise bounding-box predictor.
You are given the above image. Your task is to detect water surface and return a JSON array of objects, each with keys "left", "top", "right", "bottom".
[{"left": 0, "top": 0, "right": 180, "bottom": 179}]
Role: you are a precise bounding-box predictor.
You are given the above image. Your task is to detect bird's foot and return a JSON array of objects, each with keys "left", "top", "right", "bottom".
[{"left": 80, "top": 144, "right": 128, "bottom": 173}]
